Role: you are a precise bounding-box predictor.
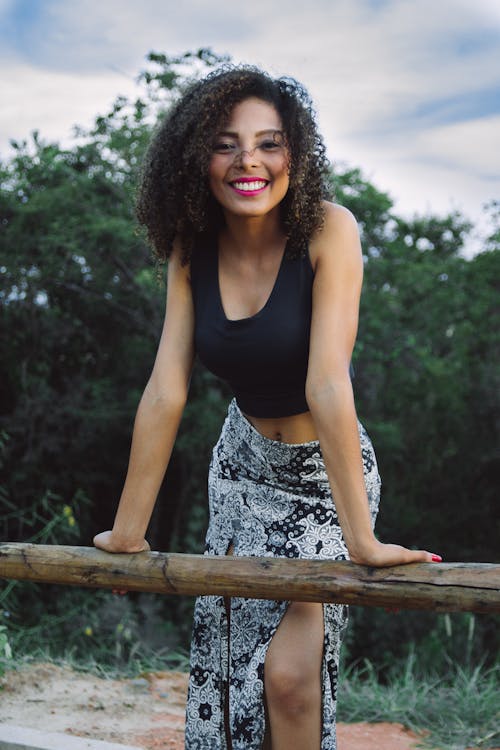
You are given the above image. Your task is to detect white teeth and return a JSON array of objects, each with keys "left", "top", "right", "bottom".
[{"left": 232, "top": 180, "right": 267, "bottom": 191}]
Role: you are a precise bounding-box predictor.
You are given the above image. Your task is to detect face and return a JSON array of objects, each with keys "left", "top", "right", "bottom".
[{"left": 208, "top": 97, "right": 290, "bottom": 220}]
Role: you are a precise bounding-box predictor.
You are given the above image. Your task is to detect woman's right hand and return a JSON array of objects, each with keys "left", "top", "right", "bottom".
[{"left": 93, "top": 530, "right": 150, "bottom": 554}]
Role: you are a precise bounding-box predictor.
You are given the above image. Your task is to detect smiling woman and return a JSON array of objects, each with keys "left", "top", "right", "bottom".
[
  {"left": 133, "top": 67, "right": 328, "bottom": 266},
  {"left": 93, "top": 66, "right": 441, "bottom": 750},
  {"left": 208, "top": 99, "right": 290, "bottom": 221}
]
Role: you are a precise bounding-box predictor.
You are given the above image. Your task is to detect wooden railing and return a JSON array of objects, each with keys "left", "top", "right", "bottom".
[{"left": 1, "top": 543, "right": 499, "bottom": 613}]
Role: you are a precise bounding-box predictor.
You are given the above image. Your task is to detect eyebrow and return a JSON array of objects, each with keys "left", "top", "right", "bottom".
[{"left": 215, "top": 129, "right": 284, "bottom": 138}]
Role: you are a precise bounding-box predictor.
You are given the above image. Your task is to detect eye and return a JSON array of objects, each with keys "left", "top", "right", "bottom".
[
  {"left": 212, "top": 142, "right": 236, "bottom": 154},
  {"left": 258, "top": 140, "right": 282, "bottom": 151}
]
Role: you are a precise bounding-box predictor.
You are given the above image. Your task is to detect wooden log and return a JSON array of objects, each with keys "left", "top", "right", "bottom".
[{"left": 0, "top": 543, "right": 499, "bottom": 613}]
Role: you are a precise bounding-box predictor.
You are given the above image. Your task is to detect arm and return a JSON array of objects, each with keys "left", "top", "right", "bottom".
[
  {"left": 306, "top": 203, "right": 440, "bottom": 567},
  {"left": 94, "top": 242, "right": 195, "bottom": 553}
]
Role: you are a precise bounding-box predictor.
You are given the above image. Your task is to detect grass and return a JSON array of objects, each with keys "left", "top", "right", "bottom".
[
  {"left": 0, "top": 622, "right": 190, "bottom": 680},
  {"left": 338, "top": 651, "right": 500, "bottom": 750},
  {"left": 2, "top": 639, "right": 498, "bottom": 749},
  {"left": 0, "top": 586, "right": 191, "bottom": 679},
  {"left": 0, "top": 645, "right": 191, "bottom": 680},
  {"left": 1, "top": 582, "right": 498, "bottom": 750},
  {"left": 0, "top": 571, "right": 195, "bottom": 678}
]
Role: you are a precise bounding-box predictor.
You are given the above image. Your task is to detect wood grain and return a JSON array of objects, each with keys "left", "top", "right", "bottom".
[{"left": 1, "top": 543, "right": 499, "bottom": 613}]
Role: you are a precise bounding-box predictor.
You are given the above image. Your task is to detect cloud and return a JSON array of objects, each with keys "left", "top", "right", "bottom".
[
  {"left": 331, "top": 112, "right": 500, "bottom": 240},
  {"left": 1, "top": 62, "right": 139, "bottom": 148},
  {"left": 414, "top": 114, "right": 500, "bottom": 180},
  {"left": 411, "top": 86, "right": 500, "bottom": 131},
  {"left": 0, "top": 0, "right": 255, "bottom": 72},
  {"left": 0, "top": 0, "right": 498, "bottom": 235}
]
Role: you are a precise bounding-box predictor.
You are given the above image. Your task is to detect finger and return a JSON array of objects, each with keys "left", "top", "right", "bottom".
[{"left": 409, "top": 549, "right": 443, "bottom": 563}]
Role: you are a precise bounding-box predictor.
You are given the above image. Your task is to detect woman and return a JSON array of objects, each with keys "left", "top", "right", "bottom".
[{"left": 94, "top": 67, "right": 441, "bottom": 750}]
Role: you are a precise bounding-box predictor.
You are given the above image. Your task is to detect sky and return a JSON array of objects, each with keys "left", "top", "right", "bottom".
[{"left": 1, "top": 0, "right": 499, "bottom": 252}]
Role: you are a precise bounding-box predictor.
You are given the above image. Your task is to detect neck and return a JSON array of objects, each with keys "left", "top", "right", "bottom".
[{"left": 221, "top": 210, "right": 286, "bottom": 258}]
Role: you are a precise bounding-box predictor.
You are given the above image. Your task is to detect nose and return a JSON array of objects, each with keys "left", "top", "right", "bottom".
[{"left": 234, "top": 146, "right": 260, "bottom": 168}]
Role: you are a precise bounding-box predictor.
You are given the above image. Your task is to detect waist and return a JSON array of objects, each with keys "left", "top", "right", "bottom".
[{"left": 242, "top": 408, "right": 318, "bottom": 444}]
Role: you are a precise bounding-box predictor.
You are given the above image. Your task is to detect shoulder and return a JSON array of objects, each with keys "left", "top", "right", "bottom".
[{"left": 309, "top": 201, "right": 362, "bottom": 272}]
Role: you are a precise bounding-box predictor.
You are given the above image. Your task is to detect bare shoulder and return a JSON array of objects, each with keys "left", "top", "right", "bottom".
[
  {"left": 323, "top": 200, "right": 359, "bottom": 227},
  {"left": 309, "top": 201, "right": 362, "bottom": 270}
]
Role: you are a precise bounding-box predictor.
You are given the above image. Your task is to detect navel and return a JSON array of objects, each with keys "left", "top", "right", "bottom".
[{"left": 275, "top": 431, "right": 283, "bottom": 442}]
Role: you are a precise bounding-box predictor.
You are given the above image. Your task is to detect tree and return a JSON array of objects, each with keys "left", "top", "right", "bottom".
[
  {"left": 1, "top": 52, "right": 498, "bottom": 666},
  {"left": 0, "top": 50, "right": 229, "bottom": 547}
]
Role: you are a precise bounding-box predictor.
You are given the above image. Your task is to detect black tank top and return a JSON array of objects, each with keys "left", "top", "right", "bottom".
[{"left": 190, "top": 234, "right": 314, "bottom": 418}]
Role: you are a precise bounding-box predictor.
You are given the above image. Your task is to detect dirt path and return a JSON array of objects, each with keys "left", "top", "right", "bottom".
[{"left": 0, "top": 662, "right": 481, "bottom": 750}]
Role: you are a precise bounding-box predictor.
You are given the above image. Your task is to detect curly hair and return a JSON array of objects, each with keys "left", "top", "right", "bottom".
[{"left": 136, "top": 65, "right": 331, "bottom": 264}]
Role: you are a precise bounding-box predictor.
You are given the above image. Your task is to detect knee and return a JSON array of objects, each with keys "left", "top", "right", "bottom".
[{"left": 265, "top": 662, "right": 319, "bottom": 718}]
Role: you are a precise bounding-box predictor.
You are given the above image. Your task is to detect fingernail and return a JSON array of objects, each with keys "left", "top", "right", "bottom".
[{"left": 431, "top": 554, "right": 442, "bottom": 562}]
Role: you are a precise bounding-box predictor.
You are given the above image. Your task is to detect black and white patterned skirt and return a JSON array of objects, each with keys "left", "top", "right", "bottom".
[{"left": 185, "top": 399, "right": 381, "bottom": 749}]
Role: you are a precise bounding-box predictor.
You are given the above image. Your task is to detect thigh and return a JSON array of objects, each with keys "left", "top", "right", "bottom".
[{"left": 265, "top": 601, "right": 324, "bottom": 684}]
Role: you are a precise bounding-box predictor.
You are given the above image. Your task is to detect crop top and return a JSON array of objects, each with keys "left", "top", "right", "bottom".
[{"left": 190, "top": 234, "right": 314, "bottom": 418}]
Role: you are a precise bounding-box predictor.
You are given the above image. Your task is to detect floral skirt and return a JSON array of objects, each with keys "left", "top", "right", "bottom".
[{"left": 185, "top": 399, "right": 381, "bottom": 749}]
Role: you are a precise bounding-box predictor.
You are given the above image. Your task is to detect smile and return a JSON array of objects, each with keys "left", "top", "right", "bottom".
[{"left": 230, "top": 179, "right": 269, "bottom": 195}]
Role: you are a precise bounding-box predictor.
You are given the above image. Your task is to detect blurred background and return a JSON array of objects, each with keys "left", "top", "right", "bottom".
[{"left": 1, "top": 0, "right": 498, "bottom": 685}]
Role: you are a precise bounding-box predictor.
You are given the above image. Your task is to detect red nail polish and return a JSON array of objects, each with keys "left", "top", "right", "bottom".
[{"left": 431, "top": 554, "right": 442, "bottom": 562}]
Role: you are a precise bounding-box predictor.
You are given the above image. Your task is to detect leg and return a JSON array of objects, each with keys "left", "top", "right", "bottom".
[{"left": 264, "top": 601, "right": 324, "bottom": 750}]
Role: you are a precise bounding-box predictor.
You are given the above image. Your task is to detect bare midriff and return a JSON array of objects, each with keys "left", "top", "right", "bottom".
[{"left": 243, "top": 410, "right": 318, "bottom": 444}]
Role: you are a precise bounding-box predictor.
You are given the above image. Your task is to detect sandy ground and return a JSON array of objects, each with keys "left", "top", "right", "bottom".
[{"left": 0, "top": 662, "right": 490, "bottom": 750}]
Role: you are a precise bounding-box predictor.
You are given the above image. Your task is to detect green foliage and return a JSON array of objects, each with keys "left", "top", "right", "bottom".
[
  {"left": 0, "top": 49, "right": 228, "bottom": 673},
  {"left": 339, "top": 653, "right": 500, "bottom": 749},
  {"left": 0, "top": 625, "right": 12, "bottom": 676},
  {"left": 1, "top": 50, "right": 499, "bottom": 672},
  {"left": 1, "top": 585, "right": 190, "bottom": 677},
  {"left": 355, "top": 212, "right": 499, "bottom": 564},
  {"left": 0, "top": 49, "right": 227, "bottom": 553}
]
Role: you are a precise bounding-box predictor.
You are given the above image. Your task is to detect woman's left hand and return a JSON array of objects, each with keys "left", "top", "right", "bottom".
[{"left": 349, "top": 539, "right": 441, "bottom": 567}]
